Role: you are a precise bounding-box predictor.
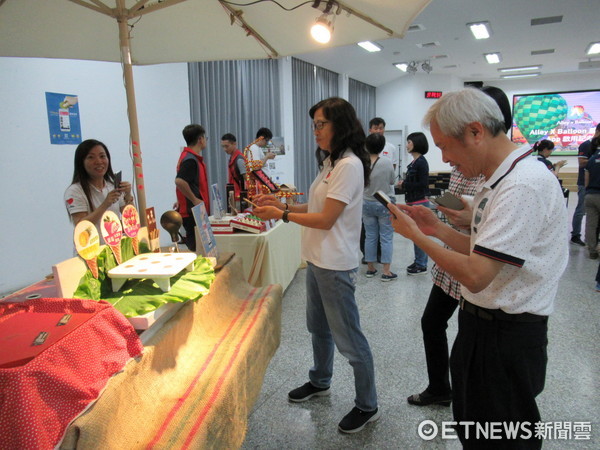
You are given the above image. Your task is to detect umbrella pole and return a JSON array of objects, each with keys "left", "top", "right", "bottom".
[{"left": 118, "top": 17, "right": 147, "bottom": 226}]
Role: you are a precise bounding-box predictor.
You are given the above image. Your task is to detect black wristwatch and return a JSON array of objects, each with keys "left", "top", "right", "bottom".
[{"left": 282, "top": 210, "right": 290, "bottom": 223}]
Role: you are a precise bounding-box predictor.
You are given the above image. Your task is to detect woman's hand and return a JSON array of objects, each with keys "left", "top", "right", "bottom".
[
  {"left": 102, "top": 189, "right": 122, "bottom": 208},
  {"left": 254, "top": 194, "right": 284, "bottom": 209},
  {"left": 389, "top": 203, "right": 440, "bottom": 238},
  {"left": 118, "top": 180, "right": 132, "bottom": 195},
  {"left": 253, "top": 205, "right": 282, "bottom": 220}
]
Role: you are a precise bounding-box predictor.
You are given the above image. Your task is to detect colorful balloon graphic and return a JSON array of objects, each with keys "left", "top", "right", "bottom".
[{"left": 514, "top": 94, "right": 568, "bottom": 144}]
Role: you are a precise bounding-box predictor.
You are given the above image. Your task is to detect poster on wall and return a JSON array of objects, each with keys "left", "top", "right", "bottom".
[
  {"left": 512, "top": 90, "right": 600, "bottom": 155},
  {"left": 45, "top": 92, "right": 82, "bottom": 145}
]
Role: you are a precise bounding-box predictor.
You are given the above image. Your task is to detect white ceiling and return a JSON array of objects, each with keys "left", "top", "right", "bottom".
[{"left": 295, "top": 0, "right": 600, "bottom": 87}]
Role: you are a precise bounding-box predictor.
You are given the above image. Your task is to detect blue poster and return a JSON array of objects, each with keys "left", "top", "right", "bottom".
[{"left": 45, "top": 92, "right": 82, "bottom": 145}]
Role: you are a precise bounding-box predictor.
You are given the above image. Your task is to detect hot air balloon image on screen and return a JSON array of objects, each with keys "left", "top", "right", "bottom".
[
  {"left": 513, "top": 94, "right": 568, "bottom": 144},
  {"left": 511, "top": 90, "right": 600, "bottom": 154}
]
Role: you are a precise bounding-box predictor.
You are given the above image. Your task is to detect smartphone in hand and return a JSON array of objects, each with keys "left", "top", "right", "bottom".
[
  {"left": 114, "top": 171, "right": 122, "bottom": 189},
  {"left": 373, "top": 190, "right": 400, "bottom": 218},
  {"left": 431, "top": 192, "right": 464, "bottom": 210}
]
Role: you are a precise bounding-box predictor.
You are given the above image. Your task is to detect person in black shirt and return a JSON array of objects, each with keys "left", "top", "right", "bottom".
[
  {"left": 397, "top": 132, "right": 430, "bottom": 275},
  {"left": 534, "top": 139, "right": 566, "bottom": 178},
  {"left": 584, "top": 136, "right": 600, "bottom": 259}
]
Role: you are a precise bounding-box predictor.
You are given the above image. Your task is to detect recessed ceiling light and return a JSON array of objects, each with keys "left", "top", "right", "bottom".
[
  {"left": 586, "top": 42, "right": 600, "bottom": 55},
  {"left": 501, "top": 73, "right": 540, "bottom": 79},
  {"left": 357, "top": 41, "right": 382, "bottom": 52},
  {"left": 393, "top": 62, "right": 408, "bottom": 72},
  {"left": 484, "top": 53, "right": 501, "bottom": 64},
  {"left": 467, "top": 22, "right": 491, "bottom": 39},
  {"left": 498, "top": 65, "right": 542, "bottom": 73}
]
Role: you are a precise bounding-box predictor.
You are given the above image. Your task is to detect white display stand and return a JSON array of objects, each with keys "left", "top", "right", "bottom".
[{"left": 107, "top": 252, "right": 196, "bottom": 293}]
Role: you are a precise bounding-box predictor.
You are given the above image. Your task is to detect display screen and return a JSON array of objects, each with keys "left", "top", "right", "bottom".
[{"left": 511, "top": 89, "right": 600, "bottom": 155}]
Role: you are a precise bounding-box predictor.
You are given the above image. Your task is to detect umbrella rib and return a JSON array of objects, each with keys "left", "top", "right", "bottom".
[
  {"left": 68, "top": 0, "right": 115, "bottom": 18},
  {"left": 219, "top": 1, "right": 279, "bottom": 58}
]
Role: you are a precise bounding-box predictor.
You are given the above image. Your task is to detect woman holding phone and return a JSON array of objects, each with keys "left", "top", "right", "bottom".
[
  {"left": 397, "top": 132, "right": 431, "bottom": 275},
  {"left": 64, "top": 139, "right": 133, "bottom": 236},
  {"left": 253, "top": 97, "right": 379, "bottom": 434}
]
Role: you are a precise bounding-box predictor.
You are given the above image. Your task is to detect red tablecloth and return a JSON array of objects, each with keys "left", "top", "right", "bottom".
[{"left": 0, "top": 298, "right": 143, "bottom": 449}]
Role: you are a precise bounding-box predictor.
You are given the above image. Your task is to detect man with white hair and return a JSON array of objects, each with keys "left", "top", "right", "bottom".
[{"left": 389, "top": 88, "right": 568, "bottom": 449}]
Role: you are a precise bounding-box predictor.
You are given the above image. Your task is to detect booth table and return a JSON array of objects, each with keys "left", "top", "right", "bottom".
[
  {"left": 214, "top": 220, "right": 302, "bottom": 291},
  {"left": 1, "top": 256, "right": 282, "bottom": 449}
]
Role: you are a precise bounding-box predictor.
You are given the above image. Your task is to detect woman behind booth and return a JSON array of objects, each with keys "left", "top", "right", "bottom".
[
  {"left": 64, "top": 139, "right": 133, "bottom": 237},
  {"left": 363, "top": 133, "right": 397, "bottom": 281},
  {"left": 253, "top": 97, "right": 379, "bottom": 434},
  {"left": 397, "top": 132, "right": 430, "bottom": 275},
  {"left": 534, "top": 139, "right": 566, "bottom": 178}
]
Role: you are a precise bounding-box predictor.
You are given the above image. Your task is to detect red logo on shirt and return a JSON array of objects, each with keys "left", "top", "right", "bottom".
[{"left": 66, "top": 198, "right": 74, "bottom": 205}]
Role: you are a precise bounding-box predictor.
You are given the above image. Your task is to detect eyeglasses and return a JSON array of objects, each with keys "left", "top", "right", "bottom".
[{"left": 312, "top": 120, "right": 330, "bottom": 131}]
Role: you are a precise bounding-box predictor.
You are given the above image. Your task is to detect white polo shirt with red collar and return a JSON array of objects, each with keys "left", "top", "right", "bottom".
[{"left": 461, "top": 144, "right": 568, "bottom": 315}]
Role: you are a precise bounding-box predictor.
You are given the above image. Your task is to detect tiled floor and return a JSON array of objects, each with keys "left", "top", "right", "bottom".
[{"left": 242, "top": 193, "right": 599, "bottom": 449}]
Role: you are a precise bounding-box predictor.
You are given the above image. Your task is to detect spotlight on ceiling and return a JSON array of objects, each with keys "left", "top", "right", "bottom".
[
  {"left": 407, "top": 61, "right": 418, "bottom": 74},
  {"left": 467, "top": 21, "right": 492, "bottom": 39},
  {"left": 311, "top": 14, "right": 334, "bottom": 44},
  {"left": 421, "top": 60, "right": 432, "bottom": 73}
]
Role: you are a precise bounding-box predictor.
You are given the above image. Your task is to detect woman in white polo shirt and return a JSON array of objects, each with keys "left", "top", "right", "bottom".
[
  {"left": 64, "top": 139, "right": 133, "bottom": 238},
  {"left": 253, "top": 97, "right": 379, "bottom": 434}
]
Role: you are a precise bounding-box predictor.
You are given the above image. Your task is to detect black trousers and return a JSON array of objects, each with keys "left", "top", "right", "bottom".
[
  {"left": 421, "top": 284, "right": 458, "bottom": 395},
  {"left": 450, "top": 309, "right": 548, "bottom": 449},
  {"left": 182, "top": 216, "right": 196, "bottom": 252}
]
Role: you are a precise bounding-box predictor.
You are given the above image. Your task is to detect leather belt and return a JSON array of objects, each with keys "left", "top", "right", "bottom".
[{"left": 459, "top": 298, "right": 547, "bottom": 323}]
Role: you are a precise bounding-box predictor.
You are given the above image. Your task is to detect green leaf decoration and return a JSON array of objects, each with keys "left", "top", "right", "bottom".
[{"left": 73, "top": 239, "right": 215, "bottom": 317}]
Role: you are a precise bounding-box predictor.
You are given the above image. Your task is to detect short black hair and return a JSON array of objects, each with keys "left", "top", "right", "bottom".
[
  {"left": 182, "top": 124, "right": 205, "bottom": 146},
  {"left": 369, "top": 117, "right": 386, "bottom": 128},
  {"left": 407, "top": 131, "right": 429, "bottom": 155},
  {"left": 221, "top": 133, "right": 236, "bottom": 142},
  {"left": 365, "top": 133, "right": 386, "bottom": 155},
  {"left": 256, "top": 127, "right": 273, "bottom": 140}
]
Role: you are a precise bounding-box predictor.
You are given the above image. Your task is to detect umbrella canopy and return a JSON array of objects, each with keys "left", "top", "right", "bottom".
[{"left": 0, "top": 0, "right": 430, "bottom": 220}]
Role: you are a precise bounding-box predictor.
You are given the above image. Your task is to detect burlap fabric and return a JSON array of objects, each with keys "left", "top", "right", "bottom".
[{"left": 60, "top": 255, "right": 282, "bottom": 449}]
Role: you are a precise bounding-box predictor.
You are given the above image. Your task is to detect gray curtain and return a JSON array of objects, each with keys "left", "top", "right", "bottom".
[
  {"left": 348, "top": 78, "right": 376, "bottom": 134},
  {"left": 188, "top": 59, "right": 281, "bottom": 210},
  {"left": 292, "top": 58, "right": 339, "bottom": 195}
]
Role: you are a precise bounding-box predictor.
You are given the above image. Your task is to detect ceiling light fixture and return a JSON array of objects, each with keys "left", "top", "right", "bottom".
[
  {"left": 357, "top": 41, "right": 382, "bottom": 52},
  {"left": 394, "top": 62, "right": 408, "bottom": 72},
  {"left": 311, "top": 14, "right": 334, "bottom": 44},
  {"left": 421, "top": 60, "right": 432, "bottom": 73},
  {"left": 586, "top": 42, "right": 600, "bottom": 55},
  {"left": 407, "top": 61, "right": 418, "bottom": 74},
  {"left": 484, "top": 53, "right": 501, "bottom": 64},
  {"left": 467, "top": 21, "right": 492, "bottom": 39},
  {"left": 498, "top": 65, "right": 541, "bottom": 73},
  {"left": 501, "top": 73, "right": 540, "bottom": 79}
]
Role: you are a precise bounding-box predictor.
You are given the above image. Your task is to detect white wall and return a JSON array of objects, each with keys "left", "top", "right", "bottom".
[
  {"left": 376, "top": 71, "right": 600, "bottom": 173},
  {"left": 0, "top": 57, "right": 189, "bottom": 295}
]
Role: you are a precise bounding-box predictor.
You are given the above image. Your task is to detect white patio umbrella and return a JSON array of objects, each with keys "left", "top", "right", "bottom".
[{"left": 0, "top": 0, "right": 430, "bottom": 222}]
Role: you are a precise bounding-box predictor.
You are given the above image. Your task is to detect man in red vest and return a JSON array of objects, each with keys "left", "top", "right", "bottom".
[
  {"left": 221, "top": 133, "right": 246, "bottom": 201},
  {"left": 175, "top": 124, "right": 210, "bottom": 252}
]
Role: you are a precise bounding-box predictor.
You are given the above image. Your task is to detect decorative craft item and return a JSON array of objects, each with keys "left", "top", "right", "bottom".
[
  {"left": 122, "top": 204, "right": 141, "bottom": 254},
  {"left": 101, "top": 211, "right": 124, "bottom": 264},
  {"left": 145, "top": 207, "right": 160, "bottom": 252},
  {"left": 73, "top": 220, "right": 101, "bottom": 278}
]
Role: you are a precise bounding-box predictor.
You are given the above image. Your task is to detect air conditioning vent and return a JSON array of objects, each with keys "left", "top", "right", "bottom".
[
  {"left": 408, "top": 24, "right": 425, "bottom": 32},
  {"left": 531, "top": 16, "right": 562, "bottom": 26},
  {"left": 531, "top": 49, "right": 555, "bottom": 55},
  {"left": 579, "top": 60, "right": 600, "bottom": 70},
  {"left": 416, "top": 42, "right": 440, "bottom": 48}
]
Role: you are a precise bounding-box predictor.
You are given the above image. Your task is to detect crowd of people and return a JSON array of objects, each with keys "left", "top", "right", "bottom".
[{"left": 63, "top": 85, "right": 597, "bottom": 447}]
